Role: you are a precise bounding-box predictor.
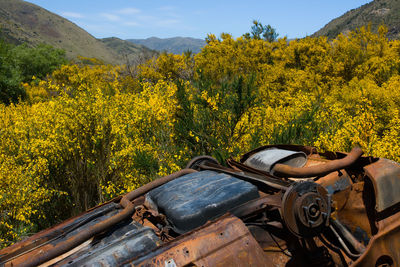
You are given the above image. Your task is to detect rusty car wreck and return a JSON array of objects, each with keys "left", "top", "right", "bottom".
[{"left": 1, "top": 145, "right": 399, "bottom": 266}]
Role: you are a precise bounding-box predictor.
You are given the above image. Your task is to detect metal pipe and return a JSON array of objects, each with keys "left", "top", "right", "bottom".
[
  {"left": 318, "top": 234, "right": 349, "bottom": 267},
  {"left": 329, "top": 224, "right": 362, "bottom": 260},
  {"left": 199, "top": 163, "right": 289, "bottom": 190},
  {"left": 331, "top": 219, "right": 365, "bottom": 254},
  {"left": 272, "top": 147, "right": 363, "bottom": 178},
  {"left": 19, "top": 168, "right": 197, "bottom": 267}
]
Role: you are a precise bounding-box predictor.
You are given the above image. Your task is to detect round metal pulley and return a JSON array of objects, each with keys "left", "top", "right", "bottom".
[{"left": 281, "top": 181, "right": 331, "bottom": 237}]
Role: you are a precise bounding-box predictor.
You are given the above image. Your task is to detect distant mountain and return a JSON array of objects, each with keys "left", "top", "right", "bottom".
[
  {"left": 127, "top": 37, "right": 206, "bottom": 54},
  {"left": 313, "top": 0, "right": 400, "bottom": 39},
  {"left": 100, "top": 37, "right": 158, "bottom": 64},
  {"left": 0, "top": 0, "right": 153, "bottom": 64}
]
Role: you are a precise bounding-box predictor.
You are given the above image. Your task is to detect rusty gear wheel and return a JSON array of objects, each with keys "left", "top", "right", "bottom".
[{"left": 281, "top": 181, "right": 331, "bottom": 237}]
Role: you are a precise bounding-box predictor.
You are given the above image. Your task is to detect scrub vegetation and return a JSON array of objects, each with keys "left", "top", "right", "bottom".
[{"left": 2, "top": 25, "right": 400, "bottom": 247}]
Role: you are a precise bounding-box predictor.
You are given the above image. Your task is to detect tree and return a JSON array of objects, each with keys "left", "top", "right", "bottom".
[
  {"left": 12, "top": 43, "right": 67, "bottom": 82},
  {"left": 0, "top": 41, "right": 67, "bottom": 105},
  {"left": 245, "top": 20, "right": 279, "bottom": 42},
  {"left": 262, "top": 24, "right": 279, "bottom": 42},
  {"left": 0, "top": 41, "right": 25, "bottom": 104}
]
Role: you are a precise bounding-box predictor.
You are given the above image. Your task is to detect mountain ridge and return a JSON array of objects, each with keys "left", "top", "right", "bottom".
[
  {"left": 0, "top": 0, "right": 154, "bottom": 64},
  {"left": 127, "top": 36, "right": 206, "bottom": 54},
  {"left": 313, "top": 0, "right": 400, "bottom": 39}
]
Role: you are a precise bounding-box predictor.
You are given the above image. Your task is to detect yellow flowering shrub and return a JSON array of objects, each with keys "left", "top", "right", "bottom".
[
  {"left": 0, "top": 63, "right": 182, "bottom": 247},
  {"left": 2, "top": 26, "right": 400, "bottom": 247}
]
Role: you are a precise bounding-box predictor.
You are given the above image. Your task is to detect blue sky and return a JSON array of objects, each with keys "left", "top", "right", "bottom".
[{"left": 25, "top": 0, "right": 372, "bottom": 40}]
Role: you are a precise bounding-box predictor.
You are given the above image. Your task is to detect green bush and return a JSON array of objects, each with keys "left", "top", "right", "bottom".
[
  {"left": 0, "top": 41, "right": 67, "bottom": 105},
  {"left": 0, "top": 41, "right": 25, "bottom": 104},
  {"left": 12, "top": 43, "right": 67, "bottom": 82}
]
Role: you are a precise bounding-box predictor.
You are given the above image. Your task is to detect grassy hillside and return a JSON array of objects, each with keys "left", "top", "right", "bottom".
[
  {"left": 314, "top": 0, "right": 400, "bottom": 39},
  {"left": 127, "top": 37, "right": 206, "bottom": 54},
  {"left": 101, "top": 37, "right": 158, "bottom": 64},
  {"left": 0, "top": 0, "right": 152, "bottom": 64}
]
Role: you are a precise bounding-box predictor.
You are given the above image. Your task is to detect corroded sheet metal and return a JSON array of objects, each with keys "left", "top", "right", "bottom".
[
  {"left": 335, "top": 182, "right": 373, "bottom": 244},
  {"left": 130, "top": 215, "right": 270, "bottom": 267},
  {"left": 1, "top": 169, "right": 196, "bottom": 267},
  {"left": 0, "top": 201, "right": 119, "bottom": 265},
  {"left": 4, "top": 146, "right": 400, "bottom": 267},
  {"left": 364, "top": 158, "right": 400, "bottom": 213},
  {"left": 352, "top": 212, "right": 400, "bottom": 267},
  {"left": 54, "top": 220, "right": 161, "bottom": 266},
  {"left": 315, "top": 169, "right": 351, "bottom": 211}
]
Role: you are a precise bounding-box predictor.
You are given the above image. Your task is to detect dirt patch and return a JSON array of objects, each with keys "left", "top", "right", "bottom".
[{"left": 370, "top": 8, "right": 390, "bottom": 16}]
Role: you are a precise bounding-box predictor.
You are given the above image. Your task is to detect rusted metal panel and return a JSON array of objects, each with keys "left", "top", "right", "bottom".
[
  {"left": 129, "top": 215, "right": 271, "bottom": 267},
  {"left": 0, "top": 202, "right": 119, "bottom": 265},
  {"left": 315, "top": 169, "right": 352, "bottom": 211},
  {"left": 1, "top": 169, "right": 196, "bottom": 267},
  {"left": 352, "top": 212, "right": 400, "bottom": 267},
  {"left": 53, "top": 220, "right": 162, "bottom": 266},
  {"left": 246, "top": 225, "right": 291, "bottom": 267},
  {"left": 3, "top": 145, "right": 400, "bottom": 267},
  {"left": 334, "top": 182, "right": 374, "bottom": 244},
  {"left": 364, "top": 158, "right": 400, "bottom": 214}
]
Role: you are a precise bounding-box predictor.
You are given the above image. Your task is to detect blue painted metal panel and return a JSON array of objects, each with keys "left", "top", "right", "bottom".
[{"left": 146, "top": 170, "right": 259, "bottom": 234}]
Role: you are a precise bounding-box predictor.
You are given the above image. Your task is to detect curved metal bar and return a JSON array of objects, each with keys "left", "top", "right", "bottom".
[
  {"left": 272, "top": 147, "right": 363, "bottom": 178},
  {"left": 329, "top": 224, "right": 362, "bottom": 260},
  {"left": 331, "top": 219, "right": 365, "bottom": 254},
  {"left": 198, "top": 163, "right": 289, "bottom": 191},
  {"left": 18, "top": 169, "right": 197, "bottom": 267},
  {"left": 185, "top": 155, "right": 219, "bottom": 170},
  {"left": 318, "top": 234, "right": 349, "bottom": 267}
]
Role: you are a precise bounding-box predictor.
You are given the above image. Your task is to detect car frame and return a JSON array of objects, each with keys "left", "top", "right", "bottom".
[{"left": 1, "top": 144, "right": 399, "bottom": 266}]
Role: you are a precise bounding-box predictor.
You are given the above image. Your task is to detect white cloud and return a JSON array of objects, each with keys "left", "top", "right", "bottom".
[
  {"left": 61, "top": 12, "right": 84, "bottom": 19},
  {"left": 100, "top": 13, "right": 120, "bottom": 22},
  {"left": 117, "top": 8, "right": 141, "bottom": 15}
]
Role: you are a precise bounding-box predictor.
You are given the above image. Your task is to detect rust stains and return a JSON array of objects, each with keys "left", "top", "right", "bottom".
[{"left": 130, "top": 215, "right": 270, "bottom": 267}]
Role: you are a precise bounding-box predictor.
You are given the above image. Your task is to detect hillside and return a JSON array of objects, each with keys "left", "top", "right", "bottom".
[
  {"left": 127, "top": 37, "right": 206, "bottom": 54},
  {"left": 313, "top": 0, "right": 400, "bottom": 39},
  {"left": 0, "top": 0, "right": 153, "bottom": 64},
  {"left": 101, "top": 37, "right": 158, "bottom": 64}
]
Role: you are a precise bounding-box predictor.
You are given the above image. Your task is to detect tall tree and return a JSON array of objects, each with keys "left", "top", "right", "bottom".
[{"left": 245, "top": 20, "right": 279, "bottom": 42}]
